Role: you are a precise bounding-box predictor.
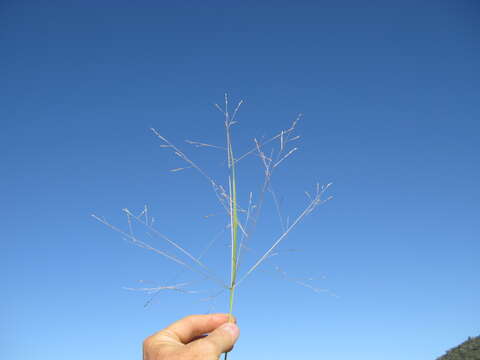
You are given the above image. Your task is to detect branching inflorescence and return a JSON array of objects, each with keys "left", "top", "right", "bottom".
[{"left": 92, "top": 94, "right": 333, "bottom": 359}]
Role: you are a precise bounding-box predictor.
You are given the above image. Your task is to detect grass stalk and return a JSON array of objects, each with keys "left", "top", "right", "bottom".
[{"left": 224, "top": 95, "right": 239, "bottom": 360}]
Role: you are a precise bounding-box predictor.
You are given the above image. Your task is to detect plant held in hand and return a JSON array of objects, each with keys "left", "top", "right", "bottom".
[{"left": 93, "top": 94, "right": 333, "bottom": 359}]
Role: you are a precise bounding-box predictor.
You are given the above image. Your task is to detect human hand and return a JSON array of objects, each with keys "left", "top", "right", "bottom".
[{"left": 143, "top": 313, "right": 240, "bottom": 360}]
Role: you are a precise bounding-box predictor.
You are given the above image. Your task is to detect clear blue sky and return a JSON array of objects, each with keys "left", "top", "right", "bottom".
[{"left": 2, "top": 1, "right": 479, "bottom": 359}]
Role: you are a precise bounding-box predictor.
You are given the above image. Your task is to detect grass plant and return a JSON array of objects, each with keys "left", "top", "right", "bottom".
[{"left": 93, "top": 94, "right": 332, "bottom": 359}]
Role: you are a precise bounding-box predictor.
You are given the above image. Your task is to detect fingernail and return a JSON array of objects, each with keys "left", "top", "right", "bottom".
[{"left": 221, "top": 323, "right": 240, "bottom": 340}]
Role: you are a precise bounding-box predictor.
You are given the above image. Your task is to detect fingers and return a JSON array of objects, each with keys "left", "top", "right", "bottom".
[
  {"left": 164, "top": 313, "right": 234, "bottom": 344},
  {"left": 144, "top": 314, "right": 240, "bottom": 360},
  {"left": 189, "top": 321, "right": 240, "bottom": 357}
]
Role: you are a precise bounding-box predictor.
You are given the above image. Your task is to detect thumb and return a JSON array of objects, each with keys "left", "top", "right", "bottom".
[{"left": 192, "top": 322, "right": 240, "bottom": 357}]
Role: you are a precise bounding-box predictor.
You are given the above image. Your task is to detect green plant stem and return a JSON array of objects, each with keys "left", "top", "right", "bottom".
[{"left": 225, "top": 124, "right": 239, "bottom": 360}]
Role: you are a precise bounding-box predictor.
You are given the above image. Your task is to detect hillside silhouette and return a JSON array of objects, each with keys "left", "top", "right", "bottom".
[{"left": 437, "top": 336, "right": 480, "bottom": 360}]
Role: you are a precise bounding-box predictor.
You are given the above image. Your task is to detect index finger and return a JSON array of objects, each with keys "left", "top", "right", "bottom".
[{"left": 165, "top": 313, "right": 235, "bottom": 344}]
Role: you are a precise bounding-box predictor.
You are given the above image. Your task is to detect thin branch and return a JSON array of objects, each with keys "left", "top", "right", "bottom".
[
  {"left": 151, "top": 128, "right": 229, "bottom": 213},
  {"left": 185, "top": 139, "right": 226, "bottom": 150},
  {"left": 275, "top": 266, "right": 332, "bottom": 294},
  {"left": 236, "top": 182, "right": 332, "bottom": 286},
  {"left": 235, "top": 113, "right": 302, "bottom": 164},
  {"left": 231, "top": 100, "right": 244, "bottom": 123},
  {"left": 124, "top": 282, "right": 195, "bottom": 294},
  {"left": 236, "top": 192, "right": 253, "bottom": 272},
  {"left": 92, "top": 215, "right": 195, "bottom": 273},
  {"left": 123, "top": 208, "right": 225, "bottom": 286},
  {"left": 273, "top": 147, "right": 298, "bottom": 168},
  {"left": 92, "top": 214, "right": 226, "bottom": 288},
  {"left": 269, "top": 186, "right": 286, "bottom": 232}
]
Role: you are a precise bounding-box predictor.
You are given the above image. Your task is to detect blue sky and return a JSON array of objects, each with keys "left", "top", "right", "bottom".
[{"left": 2, "top": 1, "right": 479, "bottom": 359}]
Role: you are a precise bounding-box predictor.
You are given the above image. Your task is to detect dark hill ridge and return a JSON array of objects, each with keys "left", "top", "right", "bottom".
[{"left": 437, "top": 336, "right": 480, "bottom": 360}]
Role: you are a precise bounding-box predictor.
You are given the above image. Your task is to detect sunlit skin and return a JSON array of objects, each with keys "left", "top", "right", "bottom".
[{"left": 143, "top": 314, "right": 240, "bottom": 360}]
